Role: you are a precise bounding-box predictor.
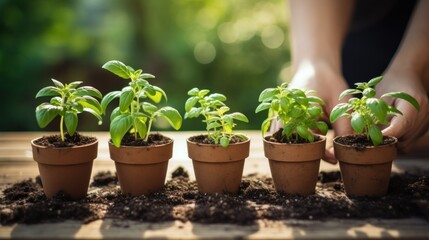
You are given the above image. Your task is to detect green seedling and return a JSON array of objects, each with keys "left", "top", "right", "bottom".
[
  {"left": 256, "top": 82, "right": 328, "bottom": 143},
  {"left": 330, "top": 76, "right": 420, "bottom": 146},
  {"left": 184, "top": 88, "right": 249, "bottom": 147},
  {"left": 101, "top": 60, "right": 182, "bottom": 147},
  {"left": 35, "top": 79, "right": 103, "bottom": 141}
]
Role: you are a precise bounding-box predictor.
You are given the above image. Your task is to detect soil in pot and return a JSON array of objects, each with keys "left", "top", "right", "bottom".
[
  {"left": 33, "top": 132, "right": 96, "bottom": 148},
  {"left": 2, "top": 167, "right": 429, "bottom": 226},
  {"left": 334, "top": 134, "right": 398, "bottom": 197}
]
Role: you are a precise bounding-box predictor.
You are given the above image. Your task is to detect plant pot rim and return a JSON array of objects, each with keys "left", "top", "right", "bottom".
[
  {"left": 333, "top": 134, "right": 398, "bottom": 149},
  {"left": 186, "top": 135, "right": 250, "bottom": 147},
  {"left": 263, "top": 134, "right": 326, "bottom": 146},
  {"left": 31, "top": 137, "right": 98, "bottom": 150},
  {"left": 108, "top": 139, "right": 174, "bottom": 149}
]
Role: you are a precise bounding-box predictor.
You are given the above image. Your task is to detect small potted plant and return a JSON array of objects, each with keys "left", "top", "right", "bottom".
[
  {"left": 101, "top": 60, "right": 182, "bottom": 196},
  {"left": 184, "top": 88, "right": 250, "bottom": 194},
  {"left": 31, "top": 79, "right": 103, "bottom": 199},
  {"left": 256, "top": 82, "right": 328, "bottom": 195},
  {"left": 330, "top": 76, "right": 420, "bottom": 197}
]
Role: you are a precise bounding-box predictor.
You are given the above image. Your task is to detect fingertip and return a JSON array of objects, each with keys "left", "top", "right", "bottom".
[{"left": 323, "top": 147, "right": 338, "bottom": 165}]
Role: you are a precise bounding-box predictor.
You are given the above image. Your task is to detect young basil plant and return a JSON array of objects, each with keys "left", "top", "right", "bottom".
[
  {"left": 255, "top": 82, "right": 328, "bottom": 143},
  {"left": 184, "top": 88, "right": 249, "bottom": 148},
  {"left": 330, "top": 76, "right": 420, "bottom": 146},
  {"left": 101, "top": 60, "right": 182, "bottom": 147},
  {"left": 35, "top": 79, "right": 103, "bottom": 141}
]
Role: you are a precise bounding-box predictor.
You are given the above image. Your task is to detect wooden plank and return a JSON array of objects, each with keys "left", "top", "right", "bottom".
[{"left": 1, "top": 219, "right": 428, "bottom": 240}]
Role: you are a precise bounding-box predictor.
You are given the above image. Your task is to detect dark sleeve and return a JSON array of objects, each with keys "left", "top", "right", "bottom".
[{"left": 341, "top": 0, "right": 417, "bottom": 87}]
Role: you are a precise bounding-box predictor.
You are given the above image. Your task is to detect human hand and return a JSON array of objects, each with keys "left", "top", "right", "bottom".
[
  {"left": 377, "top": 70, "right": 429, "bottom": 152},
  {"left": 271, "top": 61, "right": 352, "bottom": 164}
]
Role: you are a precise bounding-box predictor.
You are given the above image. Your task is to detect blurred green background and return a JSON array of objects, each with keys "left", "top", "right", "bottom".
[{"left": 0, "top": 0, "right": 291, "bottom": 132}]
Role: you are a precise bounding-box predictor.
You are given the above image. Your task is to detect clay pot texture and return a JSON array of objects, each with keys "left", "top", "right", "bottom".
[
  {"left": 108, "top": 140, "right": 173, "bottom": 196},
  {"left": 334, "top": 135, "right": 398, "bottom": 197},
  {"left": 263, "top": 135, "right": 326, "bottom": 195},
  {"left": 31, "top": 139, "right": 98, "bottom": 200},
  {"left": 187, "top": 138, "right": 250, "bottom": 194}
]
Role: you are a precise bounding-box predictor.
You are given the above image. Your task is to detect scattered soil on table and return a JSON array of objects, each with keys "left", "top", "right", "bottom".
[
  {"left": 188, "top": 135, "right": 246, "bottom": 145},
  {"left": 266, "top": 129, "right": 321, "bottom": 144},
  {"left": 1, "top": 167, "right": 428, "bottom": 225},
  {"left": 335, "top": 134, "right": 396, "bottom": 150},
  {"left": 118, "top": 133, "right": 172, "bottom": 146},
  {"left": 33, "top": 132, "right": 97, "bottom": 148}
]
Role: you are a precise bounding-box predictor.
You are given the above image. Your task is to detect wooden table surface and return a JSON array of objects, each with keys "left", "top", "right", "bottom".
[{"left": 0, "top": 131, "right": 428, "bottom": 240}]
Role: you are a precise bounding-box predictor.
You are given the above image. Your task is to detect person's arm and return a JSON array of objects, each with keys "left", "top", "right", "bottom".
[
  {"left": 287, "top": 0, "right": 355, "bottom": 163},
  {"left": 378, "top": 0, "right": 429, "bottom": 152}
]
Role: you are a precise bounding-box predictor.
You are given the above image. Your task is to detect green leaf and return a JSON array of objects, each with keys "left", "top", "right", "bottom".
[
  {"left": 198, "top": 89, "right": 210, "bottom": 97},
  {"left": 101, "top": 91, "right": 121, "bottom": 113},
  {"left": 83, "top": 108, "right": 103, "bottom": 125},
  {"left": 207, "top": 122, "right": 222, "bottom": 130},
  {"left": 367, "top": 76, "right": 383, "bottom": 87},
  {"left": 366, "top": 98, "right": 387, "bottom": 123},
  {"left": 152, "top": 86, "right": 167, "bottom": 102},
  {"left": 65, "top": 111, "right": 78, "bottom": 136},
  {"left": 110, "top": 114, "right": 133, "bottom": 147},
  {"left": 220, "top": 136, "right": 230, "bottom": 148},
  {"left": 230, "top": 112, "right": 249, "bottom": 123},
  {"left": 350, "top": 112, "right": 365, "bottom": 134},
  {"left": 282, "top": 123, "right": 294, "bottom": 137},
  {"left": 369, "top": 125, "right": 383, "bottom": 146},
  {"left": 381, "top": 92, "right": 420, "bottom": 111},
  {"left": 330, "top": 103, "right": 352, "bottom": 123},
  {"left": 110, "top": 107, "right": 121, "bottom": 121},
  {"left": 388, "top": 106, "right": 403, "bottom": 115},
  {"left": 102, "top": 60, "right": 131, "bottom": 79},
  {"left": 35, "top": 86, "right": 61, "bottom": 98},
  {"left": 362, "top": 88, "right": 376, "bottom": 98},
  {"left": 67, "top": 81, "right": 83, "bottom": 89},
  {"left": 339, "top": 89, "right": 362, "bottom": 100},
  {"left": 261, "top": 118, "right": 272, "bottom": 137},
  {"left": 185, "top": 96, "right": 199, "bottom": 112},
  {"left": 307, "top": 96, "right": 325, "bottom": 105},
  {"left": 157, "top": 107, "right": 182, "bottom": 130},
  {"left": 140, "top": 73, "right": 155, "bottom": 79},
  {"left": 50, "top": 96, "right": 62, "bottom": 106},
  {"left": 208, "top": 93, "right": 226, "bottom": 101},
  {"left": 187, "top": 88, "right": 199, "bottom": 96},
  {"left": 255, "top": 102, "right": 271, "bottom": 113},
  {"left": 134, "top": 116, "right": 148, "bottom": 139},
  {"left": 35, "top": 104, "right": 61, "bottom": 128},
  {"left": 142, "top": 102, "right": 158, "bottom": 115},
  {"left": 75, "top": 86, "right": 102, "bottom": 99},
  {"left": 119, "top": 88, "right": 134, "bottom": 112},
  {"left": 308, "top": 107, "right": 322, "bottom": 118},
  {"left": 297, "top": 125, "right": 313, "bottom": 142},
  {"left": 147, "top": 88, "right": 163, "bottom": 103},
  {"left": 316, "top": 121, "right": 328, "bottom": 135},
  {"left": 51, "top": 79, "right": 64, "bottom": 88},
  {"left": 184, "top": 107, "right": 202, "bottom": 119},
  {"left": 258, "top": 88, "right": 278, "bottom": 102},
  {"left": 78, "top": 96, "right": 102, "bottom": 115}
]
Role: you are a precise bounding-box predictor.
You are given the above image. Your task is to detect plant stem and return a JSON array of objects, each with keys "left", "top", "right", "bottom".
[
  {"left": 60, "top": 115, "right": 65, "bottom": 142},
  {"left": 145, "top": 118, "right": 153, "bottom": 142}
]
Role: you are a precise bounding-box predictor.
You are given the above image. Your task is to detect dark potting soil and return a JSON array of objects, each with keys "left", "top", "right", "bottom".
[
  {"left": 267, "top": 129, "right": 321, "bottom": 144},
  {"left": 188, "top": 135, "right": 246, "bottom": 145},
  {"left": 335, "top": 134, "right": 396, "bottom": 150},
  {"left": 1, "top": 167, "right": 429, "bottom": 225},
  {"left": 33, "top": 132, "right": 97, "bottom": 148},
  {"left": 118, "top": 133, "right": 172, "bottom": 146}
]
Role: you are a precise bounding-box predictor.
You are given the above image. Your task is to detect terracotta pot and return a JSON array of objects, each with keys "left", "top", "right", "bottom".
[
  {"left": 108, "top": 140, "right": 173, "bottom": 196},
  {"left": 334, "top": 135, "right": 398, "bottom": 197},
  {"left": 31, "top": 139, "right": 98, "bottom": 200},
  {"left": 187, "top": 138, "right": 250, "bottom": 194},
  {"left": 263, "top": 135, "right": 326, "bottom": 195}
]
